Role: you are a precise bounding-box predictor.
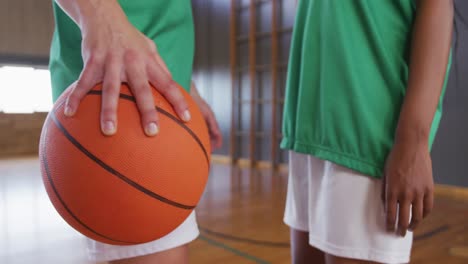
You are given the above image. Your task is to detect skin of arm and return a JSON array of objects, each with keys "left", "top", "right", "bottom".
[
  {"left": 54, "top": 0, "right": 122, "bottom": 28},
  {"left": 55, "top": 0, "right": 190, "bottom": 137},
  {"left": 383, "top": 0, "right": 453, "bottom": 237}
]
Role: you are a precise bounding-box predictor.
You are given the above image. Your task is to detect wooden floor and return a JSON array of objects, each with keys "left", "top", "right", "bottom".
[{"left": 0, "top": 157, "right": 467, "bottom": 264}]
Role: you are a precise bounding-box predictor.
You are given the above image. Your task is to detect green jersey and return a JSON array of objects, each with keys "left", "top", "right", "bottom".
[
  {"left": 281, "top": 0, "right": 451, "bottom": 178},
  {"left": 49, "top": 0, "right": 194, "bottom": 101}
]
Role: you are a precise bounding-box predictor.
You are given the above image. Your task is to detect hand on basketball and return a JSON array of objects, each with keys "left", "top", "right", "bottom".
[
  {"left": 63, "top": 4, "right": 190, "bottom": 137},
  {"left": 190, "top": 81, "right": 223, "bottom": 151},
  {"left": 382, "top": 138, "right": 434, "bottom": 237}
]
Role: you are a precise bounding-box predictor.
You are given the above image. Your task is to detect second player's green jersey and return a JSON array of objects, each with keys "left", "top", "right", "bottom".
[{"left": 281, "top": 0, "right": 451, "bottom": 178}]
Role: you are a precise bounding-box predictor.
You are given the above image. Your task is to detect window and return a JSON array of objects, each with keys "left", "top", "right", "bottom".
[{"left": 0, "top": 66, "right": 53, "bottom": 113}]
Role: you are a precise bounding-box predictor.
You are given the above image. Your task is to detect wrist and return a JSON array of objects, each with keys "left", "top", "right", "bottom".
[
  {"left": 394, "top": 125, "right": 429, "bottom": 147},
  {"left": 77, "top": 0, "right": 128, "bottom": 31}
]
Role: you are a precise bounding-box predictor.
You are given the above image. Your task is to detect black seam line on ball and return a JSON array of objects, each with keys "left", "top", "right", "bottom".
[
  {"left": 50, "top": 111, "right": 196, "bottom": 210},
  {"left": 87, "top": 90, "right": 210, "bottom": 166},
  {"left": 41, "top": 118, "right": 137, "bottom": 244}
]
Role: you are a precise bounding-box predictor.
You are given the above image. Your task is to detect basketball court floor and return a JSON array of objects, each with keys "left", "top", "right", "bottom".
[{"left": 0, "top": 157, "right": 467, "bottom": 264}]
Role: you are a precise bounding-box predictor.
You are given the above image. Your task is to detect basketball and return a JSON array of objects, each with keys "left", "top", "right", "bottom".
[{"left": 38, "top": 83, "right": 211, "bottom": 245}]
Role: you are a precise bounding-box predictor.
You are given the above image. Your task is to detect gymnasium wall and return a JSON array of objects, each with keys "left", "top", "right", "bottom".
[
  {"left": 0, "top": 0, "right": 53, "bottom": 157},
  {"left": 431, "top": 0, "right": 468, "bottom": 187},
  {"left": 0, "top": 113, "right": 47, "bottom": 157},
  {"left": 192, "top": 0, "right": 232, "bottom": 156},
  {"left": 0, "top": 0, "right": 53, "bottom": 64}
]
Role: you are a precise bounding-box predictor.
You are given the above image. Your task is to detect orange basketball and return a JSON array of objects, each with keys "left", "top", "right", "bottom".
[{"left": 39, "top": 84, "right": 210, "bottom": 245}]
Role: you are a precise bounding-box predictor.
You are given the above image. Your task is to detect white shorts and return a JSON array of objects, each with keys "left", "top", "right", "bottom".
[
  {"left": 284, "top": 151, "right": 413, "bottom": 264},
  {"left": 86, "top": 211, "right": 199, "bottom": 262}
]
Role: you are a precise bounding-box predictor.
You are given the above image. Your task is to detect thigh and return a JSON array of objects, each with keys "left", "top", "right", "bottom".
[{"left": 290, "top": 228, "right": 325, "bottom": 264}]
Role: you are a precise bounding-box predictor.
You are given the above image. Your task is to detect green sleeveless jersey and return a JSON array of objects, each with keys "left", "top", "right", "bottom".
[
  {"left": 281, "top": 0, "right": 451, "bottom": 178},
  {"left": 49, "top": 0, "right": 194, "bottom": 101}
]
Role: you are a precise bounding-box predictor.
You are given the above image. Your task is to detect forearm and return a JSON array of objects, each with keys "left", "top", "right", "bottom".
[
  {"left": 54, "top": 0, "right": 127, "bottom": 29},
  {"left": 395, "top": 0, "right": 453, "bottom": 144}
]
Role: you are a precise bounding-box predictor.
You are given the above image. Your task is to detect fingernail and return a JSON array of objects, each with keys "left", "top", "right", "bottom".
[
  {"left": 145, "top": 122, "right": 159, "bottom": 136},
  {"left": 64, "top": 106, "right": 74, "bottom": 117},
  {"left": 182, "top": 110, "right": 191, "bottom": 122},
  {"left": 102, "top": 121, "right": 116, "bottom": 135}
]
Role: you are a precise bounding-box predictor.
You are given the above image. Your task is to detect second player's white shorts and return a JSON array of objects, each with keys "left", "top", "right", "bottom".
[{"left": 284, "top": 151, "right": 413, "bottom": 264}]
